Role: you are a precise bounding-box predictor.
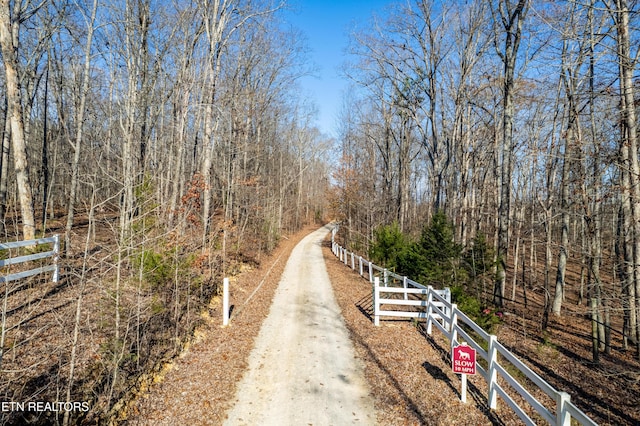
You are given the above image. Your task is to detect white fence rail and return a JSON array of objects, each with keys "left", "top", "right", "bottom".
[
  {"left": 0, "top": 235, "right": 60, "bottom": 284},
  {"left": 330, "top": 228, "right": 597, "bottom": 426}
]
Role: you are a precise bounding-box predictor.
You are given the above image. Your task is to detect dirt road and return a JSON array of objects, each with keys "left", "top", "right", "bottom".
[{"left": 223, "top": 225, "right": 376, "bottom": 425}]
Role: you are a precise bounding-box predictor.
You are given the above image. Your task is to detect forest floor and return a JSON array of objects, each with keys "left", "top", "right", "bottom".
[
  {"left": 123, "top": 226, "right": 509, "bottom": 425},
  {"left": 121, "top": 224, "right": 320, "bottom": 425},
  {"left": 119, "top": 225, "right": 640, "bottom": 425},
  {"left": 1, "top": 220, "right": 638, "bottom": 425},
  {"left": 324, "top": 239, "right": 640, "bottom": 426}
]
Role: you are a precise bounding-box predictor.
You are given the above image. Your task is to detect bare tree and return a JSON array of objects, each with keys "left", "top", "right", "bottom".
[
  {"left": 611, "top": 0, "right": 640, "bottom": 359},
  {"left": 64, "top": 0, "right": 99, "bottom": 256},
  {"left": 491, "top": 0, "right": 529, "bottom": 308},
  {"left": 0, "top": 0, "right": 38, "bottom": 241}
]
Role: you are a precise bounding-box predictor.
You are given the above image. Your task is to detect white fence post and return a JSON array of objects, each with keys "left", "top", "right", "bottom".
[
  {"left": 444, "top": 287, "right": 451, "bottom": 319},
  {"left": 557, "top": 392, "right": 571, "bottom": 426},
  {"left": 52, "top": 234, "right": 60, "bottom": 283},
  {"left": 403, "top": 276, "right": 408, "bottom": 300},
  {"left": 344, "top": 248, "right": 348, "bottom": 265},
  {"left": 368, "top": 262, "right": 373, "bottom": 283},
  {"left": 373, "top": 277, "right": 380, "bottom": 326},
  {"left": 488, "top": 334, "right": 499, "bottom": 410},
  {"left": 450, "top": 304, "right": 458, "bottom": 340},
  {"left": 383, "top": 268, "right": 388, "bottom": 287},
  {"left": 426, "top": 286, "right": 434, "bottom": 335},
  {"left": 223, "top": 278, "right": 230, "bottom": 326},
  {"left": 359, "top": 256, "right": 363, "bottom": 276},
  {"left": 351, "top": 252, "right": 355, "bottom": 269}
]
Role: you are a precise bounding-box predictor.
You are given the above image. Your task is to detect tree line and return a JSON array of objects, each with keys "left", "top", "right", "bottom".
[
  {"left": 332, "top": 0, "right": 640, "bottom": 363},
  {"left": 0, "top": 0, "right": 330, "bottom": 423}
]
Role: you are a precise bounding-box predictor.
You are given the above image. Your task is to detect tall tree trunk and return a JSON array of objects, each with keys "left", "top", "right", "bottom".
[
  {"left": 493, "top": 0, "right": 528, "bottom": 308},
  {"left": 41, "top": 61, "right": 49, "bottom": 231},
  {"left": 65, "top": 0, "right": 98, "bottom": 255},
  {"left": 554, "top": 33, "right": 582, "bottom": 316},
  {"left": 0, "top": 0, "right": 35, "bottom": 241},
  {"left": 614, "top": 0, "right": 640, "bottom": 358},
  {"left": 0, "top": 100, "right": 10, "bottom": 233},
  {"left": 586, "top": 0, "right": 606, "bottom": 358}
]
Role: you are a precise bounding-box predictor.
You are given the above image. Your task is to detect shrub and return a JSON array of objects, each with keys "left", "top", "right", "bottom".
[
  {"left": 398, "top": 211, "right": 465, "bottom": 287},
  {"left": 132, "top": 249, "right": 175, "bottom": 289},
  {"left": 369, "top": 221, "right": 410, "bottom": 272},
  {"left": 369, "top": 213, "right": 502, "bottom": 334},
  {"left": 451, "top": 285, "right": 503, "bottom": 334}
]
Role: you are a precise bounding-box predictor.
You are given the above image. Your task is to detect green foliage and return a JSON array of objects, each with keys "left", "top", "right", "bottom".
[
  {"left": 369, "top": 212, "right": 502, "bottom": 333},
  {"left": 132, "top": 249, "right": 176, "bottom": 289},
  {"left": 398, "top": 211, "right": 464, "bottom": 287},
  {"left": 369, "top": 221, "right": 408, "bottom": 271},
  {"left": 370, "top": 213, "right": 502, "bottom": 334},
  {"left": 370, "top": 212, "right": 464, "bottom": 287},
  {"left": 451, "top": 285, "right": 482, "bottom": 317},
  {"left": 451, "top": 285, "right": 503, "bottom": 334}
]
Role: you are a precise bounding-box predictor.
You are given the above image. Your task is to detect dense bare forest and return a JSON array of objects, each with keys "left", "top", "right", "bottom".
[
  {"left": 0, "top": 0, "right": 329, "bottom": 423},
  {"left": 335, "top": 0, "right": 640, "bottom": 365},
  {"left": 1, "top": 0, "right": 640, "bottom": 424}
]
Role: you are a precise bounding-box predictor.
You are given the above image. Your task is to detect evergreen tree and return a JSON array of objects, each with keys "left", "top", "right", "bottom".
[
  {"left": 369, "top": 222, "right": 408, "bottom": 271},
  {"left": 398, "top": 211, "right": 463, "bottom": 287}
]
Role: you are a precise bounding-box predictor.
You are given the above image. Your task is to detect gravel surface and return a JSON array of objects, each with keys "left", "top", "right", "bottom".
[
  {"left": 322, "top": 237, "right": 516, "bottom": 426},
  {"left": 121, "top": 225, "right": 317, "bottom": 425},
  {"left": 224, "top": 225, "right": 375, "bottom": 425},
  {"left": 121, "top": 225, "right": 514, "bottom": 425}
]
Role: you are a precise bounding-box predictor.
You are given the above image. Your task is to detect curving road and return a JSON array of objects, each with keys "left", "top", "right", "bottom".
[{"left": 223, "top": 225, "right": 376, "bottom": 425}]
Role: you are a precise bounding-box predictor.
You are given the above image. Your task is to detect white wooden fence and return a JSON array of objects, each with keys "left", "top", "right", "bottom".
[
  {"left": 0, "top": 235, "right": 60, "bottom": 284},
  {"left": 330, "top": 228, "right": 598, "bottom": 426}
]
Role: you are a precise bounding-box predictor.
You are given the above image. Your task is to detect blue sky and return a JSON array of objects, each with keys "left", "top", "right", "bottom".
[{"left": 283, "top": 0, "right": 392, "bottom": 138}]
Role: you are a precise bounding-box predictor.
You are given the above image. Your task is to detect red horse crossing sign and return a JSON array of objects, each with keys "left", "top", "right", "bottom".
[
  {"left": 452, "top": 343, "right": 476, "bottom": 403},
  {"left": 452, "top": 343, "right": 476, "bottom": 375}
]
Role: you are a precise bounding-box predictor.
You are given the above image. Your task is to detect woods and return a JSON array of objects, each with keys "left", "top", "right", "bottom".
[
  {"left": 0, "top": 0, "right": 640, "bottom": 424},
  {"left": 336, "top": 0, "right": 640, "bottom": 367},
  {"left": 0, "top": 0, "right": 330, "bottom": 423}
]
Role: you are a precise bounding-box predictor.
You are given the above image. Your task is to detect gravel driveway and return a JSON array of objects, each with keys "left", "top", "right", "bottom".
[{"left": 223, "top": 225, "right": 376, "bottom": 425}]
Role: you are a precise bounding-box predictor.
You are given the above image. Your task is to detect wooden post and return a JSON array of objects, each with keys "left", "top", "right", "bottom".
[
  {"left": 461, "top": 372, "right": 468, "bottom": 403},
  {"left": 557, "top": 392, "right": 571, "bottom": 426},
  {"left": 223, "top": 278, "right": 230, "bottom": 326},
  {"left": 52, "top": 234, "right": 60, "bottom": 283},
  {"left": 450, "top": 304, "right": 458, "bottom": 339},
  {"left": 488, "top": 335, "right": 498, "bottom": 410},
  {"left": 403, "top": 276, "right": 408, "bottom": 300},
  {"left": 373, "top": 277, "right": 380, "bottom": 326},
  {"left": 426, "top": 286, "right": 434, "bottom": 335}
]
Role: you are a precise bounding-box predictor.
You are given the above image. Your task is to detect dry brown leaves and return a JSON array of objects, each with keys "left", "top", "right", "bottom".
[
  {"left": 323, "top": 238, "right": 640, "bottom": 426},
  {"left": 322, "top": 240, "right": 516, "bottom": 426},
  {"left": 120, "top": 225, "right": 317, "bottom": 425}
]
